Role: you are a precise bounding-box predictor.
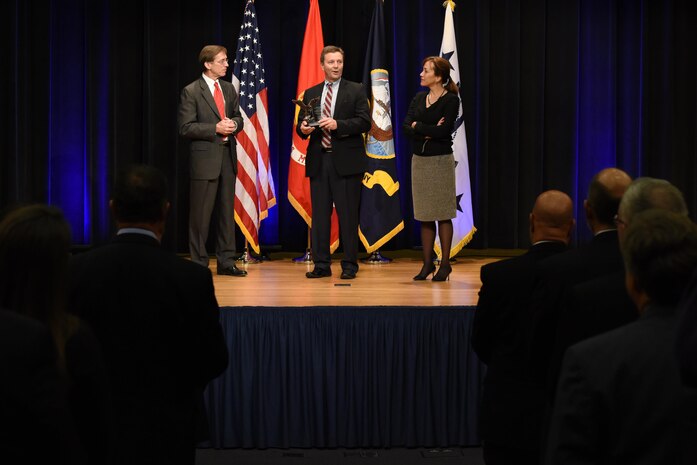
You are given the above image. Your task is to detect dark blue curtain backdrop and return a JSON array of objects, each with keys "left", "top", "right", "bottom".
[{"left": 2, "top": 0, "right": 696, "bottom": 252}]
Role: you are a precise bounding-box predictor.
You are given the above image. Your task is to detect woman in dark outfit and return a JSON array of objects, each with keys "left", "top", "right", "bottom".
[
  {"left": 0, "top": 205, "right": 109, "bottom": 464},
  {"left": 403, "top": 56, "right": 460, "bottom": 282}
]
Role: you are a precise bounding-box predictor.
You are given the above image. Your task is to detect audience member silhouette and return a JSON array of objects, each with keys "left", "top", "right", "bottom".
[
  {"left": 527, "top": 168, "right": 632, "bottom": 389},
  {"left": 0, "top": 204, "right": 108, "bottom": 464},
  {"left": 677, "top": 267, "right": 697, "bottom": 388},
  {"left": 0, "top": 309, "right": 86, "bottom": 465},
  {"left": 546, "top": 209, "right": 697, "bottom": 465},
  {"left": 69, "top": 165, "right": 229, "bottom": 465},
  {"left": 549, "top": 177, "right": 689, "bottom": 394},
  {"left": 473, "top": 190, "right": 574, "bottom": 465}
]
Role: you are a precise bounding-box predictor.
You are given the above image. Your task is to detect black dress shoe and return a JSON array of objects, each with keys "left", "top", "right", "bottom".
[
  {"left": 432, "top": 264, "right": 452, "bottom": 282},
  {"left": 413, "top": 263, "right": 436, "bottom": 280},
  {"left": 340, "top": 270, "right": 356, "bottom": 279},
  {"left": 217, "top": 264, "right": 248, "bottom": 277},
  {"left": 306, "top": 268, "right": 331, "bottom": 279}
]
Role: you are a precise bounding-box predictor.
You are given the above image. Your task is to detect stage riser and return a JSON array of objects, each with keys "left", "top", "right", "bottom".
[{"left": 205, "top": 306, "right": 484, "bottom": 448}]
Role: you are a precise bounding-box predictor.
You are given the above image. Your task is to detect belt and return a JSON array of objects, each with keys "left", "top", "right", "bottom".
[{"left": 321, "top": 147, "right": 333, "bottom": 153}]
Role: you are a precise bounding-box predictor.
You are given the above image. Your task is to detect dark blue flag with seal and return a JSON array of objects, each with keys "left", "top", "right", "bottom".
[{"left": 359, "top": 0, "right": 404, "bottom": 253}]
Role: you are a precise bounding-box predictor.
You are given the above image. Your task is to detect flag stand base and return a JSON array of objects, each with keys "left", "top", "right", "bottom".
[
  {"left": 361, "top": 250, "right": 392, "bottom": 264},
  {"left": 292, "top": 248, "right": 313, "bottom": 263},
  {"left": 236, "top": 247, "right": 260, "bottom": 264}
]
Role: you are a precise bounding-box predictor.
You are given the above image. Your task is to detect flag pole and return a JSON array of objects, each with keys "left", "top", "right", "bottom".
[
  {"left": 237, "top": 239, "right": 261, "bottom": 264},
  {"left": 361, "top": 250, "right": 392, "bottom": 263},
  {"left": 359, "top": 0, "right": 404, "bottom": 262},
  {"left": 292, "top": 227, "right": 314, "bottom": 263}
]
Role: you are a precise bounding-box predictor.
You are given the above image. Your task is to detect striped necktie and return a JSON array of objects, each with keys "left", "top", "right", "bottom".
[{"left": 321, "top": 82, "right": 333, "bottom": 149}]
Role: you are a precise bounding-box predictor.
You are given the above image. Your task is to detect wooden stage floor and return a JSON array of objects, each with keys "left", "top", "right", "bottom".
[{"left": 210, "top": 251, "right": 508, "bottom": 307}]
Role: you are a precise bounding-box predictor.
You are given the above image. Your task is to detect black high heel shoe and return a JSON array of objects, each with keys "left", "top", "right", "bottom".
[
  {"left": 413, "top": 263, "right": 436, "bottom": 281},
  {"left": 432, "top": 264, "right": 452, "bottom": 282}
]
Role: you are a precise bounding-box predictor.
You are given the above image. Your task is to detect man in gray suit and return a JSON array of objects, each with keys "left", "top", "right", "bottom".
[{"left": 178, "top": 44, "right": 246, "bottom": 276}]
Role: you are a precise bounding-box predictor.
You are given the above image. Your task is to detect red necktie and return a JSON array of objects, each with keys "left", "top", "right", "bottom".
[
  {"left": 321, "top": 82, "right": 333, "bottom": 149},
  {"left": 213, "top": 81, "right": 226, "bottom": 119},
  {"left": 213, "top": 81, "right": 228, "bottom": 141}
]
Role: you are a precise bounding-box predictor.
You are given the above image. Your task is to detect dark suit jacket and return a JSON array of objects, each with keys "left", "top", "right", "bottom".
[
  {"left": 0, "top": 310, "right": 86, "bottom": 465},
  {"left": 65, "top": 321, "right": 111, "bottom": 465},
  {"left": 296, "top": 79, "right": 370, "bottom": 178},
  {"left": 178, "top": 76, "right": 243, "bottom": 180},
  {"left": 69, "top": 233, "right": 229, "bottom": 465},
  {"left": 473, "top": 241, "right": 568, "bottom": 449},
  {"left": 548, "top": 271, "right": 638, "bottom": 395},
  {"left": 546, "top": 305, "right": 697, "bottom": 465},
  {"left": 677, "top": 268, "right": 697, "bottom": 388},
  {"left": 528, "top": 230, "right": 624, "bottom": 386}
]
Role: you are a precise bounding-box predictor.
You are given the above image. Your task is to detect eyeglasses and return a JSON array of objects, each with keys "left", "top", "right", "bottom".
[{"left": 613, "top": 214, "right": 627, "bottom": 227}]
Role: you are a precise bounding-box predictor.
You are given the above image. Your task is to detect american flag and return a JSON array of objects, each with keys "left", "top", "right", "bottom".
[{"left": 231, "top": 0, "right": 276, "bottom": 254}]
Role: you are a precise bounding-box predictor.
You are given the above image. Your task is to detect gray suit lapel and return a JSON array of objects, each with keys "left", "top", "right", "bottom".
[{"left": 199, "top": 77, "right": 222, "bottom": 119}]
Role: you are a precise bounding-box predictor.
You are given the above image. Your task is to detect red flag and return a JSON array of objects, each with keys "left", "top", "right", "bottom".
[
  {"left": 232, "top": 0, "right": 277, "bottom": 254},
  {"left": 288, "top": 0, "right": 339, "bottom": 252}
]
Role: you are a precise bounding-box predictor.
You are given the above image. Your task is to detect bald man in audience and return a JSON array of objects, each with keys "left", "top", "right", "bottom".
[
  {"left": 473, "top": 190, "right": 574, "bottom": 465},
  {"left": 527, "top": 168, "right": 632, "bottom": 391},
  {"left": 550, "top": 177, "right": 689, "bottom": 393},
  {"left": 546, "top": 209, "right": 697, "bottom": 465}
]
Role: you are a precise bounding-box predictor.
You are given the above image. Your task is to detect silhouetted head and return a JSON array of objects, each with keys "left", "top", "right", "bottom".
[
  {"left": 529, "top": 190, "right": 575, "bottom": 245},
  {"left": 584, "top": 168, "right": 632, "bottom": 232},
  {"left": 622, "top": 209, "right": 697, "bottom": 311},
  {"left": 110, "top": 164, "right": 169, "bottom": 235}
]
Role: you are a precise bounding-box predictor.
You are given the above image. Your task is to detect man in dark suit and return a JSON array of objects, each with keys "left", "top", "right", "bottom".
[
  {"left": 528, "top": 167, "right": 632, "bottom": 389},
  {"left": 549, "top": 177, "right": 689, "bottom": 391},
  {"left": 0, "top": 309, "right": 86, "bottom": 465},
  {"left": 546, "top": 209, "right": 697, "bottom": 465},
  {"left": 296, "top": 45, "right": 371, "bottom": 279},
  {"left": 473, "top": 190, "right": 574, "bottom": 465},
  {"left": 69, "top": 165, "right": 229, "bottom": 465},
  {"left": 179, "top": 44, "right": 246, "bottom": 276}
]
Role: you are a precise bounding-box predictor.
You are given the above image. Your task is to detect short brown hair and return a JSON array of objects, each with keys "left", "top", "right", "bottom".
[
  {"left": 111, "top": 164, "right": 169, "bottom": 224},
  {"left": 320, "top": 45, "right": 344, "bottom": 64},
  {"left": 198, "top": 45, "right": 227, "bottom": 69}
]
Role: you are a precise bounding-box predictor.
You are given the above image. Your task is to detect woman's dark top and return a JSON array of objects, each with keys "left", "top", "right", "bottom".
[{"left": 403, "top": 90, "right": 459, "bottom": 156}]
